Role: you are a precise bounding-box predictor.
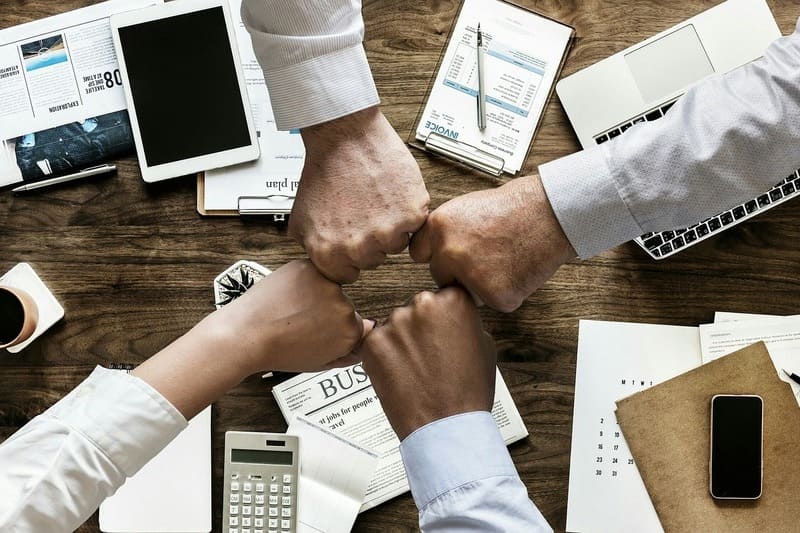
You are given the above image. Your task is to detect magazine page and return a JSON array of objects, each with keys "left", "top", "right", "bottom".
[
  {"left": 272, "top": 363, "right": 528, "bottom": 512},
  {"left": 0, "top": 0, "right": 159, "bottom": 186}
]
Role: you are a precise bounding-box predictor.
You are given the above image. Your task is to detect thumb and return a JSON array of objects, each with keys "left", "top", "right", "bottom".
[
  {"left": 409, "top": 220, "right": 433, "bottom": 263},
  {"left": 360, "top": 316, "right": 377, "bottom": 339}
]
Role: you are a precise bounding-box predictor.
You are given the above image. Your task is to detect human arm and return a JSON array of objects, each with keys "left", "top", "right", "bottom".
[
  {"left": 241, "top": 1, "right": 429, "bottom": 283},
  {"left": 357, "top": 288, "right": 551, "bottom": 531},
  {"left": 0, "top": 260, "right": 371, "bottom": 531},
  {"left": 411, "top": 21, "right": 800, "bottom": 310}
]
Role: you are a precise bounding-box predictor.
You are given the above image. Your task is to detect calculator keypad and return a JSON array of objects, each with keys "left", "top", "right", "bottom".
[{"left": 228, "top": 472, "right": 295, "bottom": 532}]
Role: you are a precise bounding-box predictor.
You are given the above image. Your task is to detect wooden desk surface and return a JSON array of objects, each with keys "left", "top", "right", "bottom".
[{"left": 2, "top": 1, "right": 800, "bottom": 531}]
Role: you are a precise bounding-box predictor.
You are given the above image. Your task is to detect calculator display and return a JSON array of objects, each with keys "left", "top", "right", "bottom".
[{"left": 231, "top": 449, "right": 293, "bottom": 465}]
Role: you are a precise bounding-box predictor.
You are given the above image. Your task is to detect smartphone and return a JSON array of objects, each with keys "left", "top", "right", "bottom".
[{"left": 709, "top": 394, "right": 763, "bottom": 499}]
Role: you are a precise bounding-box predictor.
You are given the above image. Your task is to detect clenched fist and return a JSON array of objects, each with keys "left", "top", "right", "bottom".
[
  {"left": 409, "top": 173, "right": 576, "bottom": 312},
  {"left": 292, "top": 107, "right": 430, "bottom": 283},
  {"left": 357, "top": 288, "right": 496, "bottom": 440}
]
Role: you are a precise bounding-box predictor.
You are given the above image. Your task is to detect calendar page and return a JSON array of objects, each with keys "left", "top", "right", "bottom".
[{"left": 566, "top": 320, "right": 702, "bottom": 533}]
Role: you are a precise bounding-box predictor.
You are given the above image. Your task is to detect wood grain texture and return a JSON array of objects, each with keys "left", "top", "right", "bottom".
[{"left": 2, "top": 1, "right": 800, "bottom": 531}]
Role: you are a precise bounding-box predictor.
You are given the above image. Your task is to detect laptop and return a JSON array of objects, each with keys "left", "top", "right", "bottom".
[{"left": 556, "top": 0, "right": 797, "bottom": 260}]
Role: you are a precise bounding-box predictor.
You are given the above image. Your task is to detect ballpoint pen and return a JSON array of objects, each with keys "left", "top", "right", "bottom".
[
  {"left": 782, "top": 368, "right": 800, "bottom": 386},
  {"left": 11, "top": 164, "right": 117, "bottom": 193},
  {"left": 476, "top": 22, "right": 487, "bottom": 131}
]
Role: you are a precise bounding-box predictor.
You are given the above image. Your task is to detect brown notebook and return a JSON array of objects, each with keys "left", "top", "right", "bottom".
[{"left": 615, "top": 342, "right": 800, "bottom": 532}]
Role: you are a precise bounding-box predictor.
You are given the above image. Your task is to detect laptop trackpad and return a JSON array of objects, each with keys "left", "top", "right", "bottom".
[{"left": 625, "top": 24, "right": 714, "bottom": 103}]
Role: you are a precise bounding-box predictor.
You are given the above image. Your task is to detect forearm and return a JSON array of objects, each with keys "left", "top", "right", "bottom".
[
  {"left": 132, "top": 313, "right": 250, "bottom": 420},
  {"left": 241, "top": 0, "right": 379, "bottom": 130},
  {"left": 400, "top": 412, "right": 552, "bottom": 532},
  {"left": 541, "top": 20, "right": 800, "bottom": 258}
]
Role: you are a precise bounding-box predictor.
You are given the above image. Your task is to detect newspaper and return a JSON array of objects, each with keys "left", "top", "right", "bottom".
[
  {"left": 0, "top": 0, "right": 159, "bottom": 186},
  {"left": 272, "top": 363, "right": 529, "bottom": 512}
]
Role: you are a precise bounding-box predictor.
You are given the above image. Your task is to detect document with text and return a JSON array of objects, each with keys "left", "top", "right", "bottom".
[
  {"left": 201, "top": 0, "right": 305, "bottom": 214},
  {"left": 0, "top": 0, "right": 159, "bottom": 186},
  {"left": 272, "top": 363, "right": 528, "bottom": 512},
  {"left": 700, "top": 313, "right": 800, "bottom": 406},
  {"left": 414, "top": 0, "right": 572, "bottom": 173}
]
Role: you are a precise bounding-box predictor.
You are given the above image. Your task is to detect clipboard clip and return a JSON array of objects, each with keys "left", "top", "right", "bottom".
[
  {"left": 423, "top": 132, "right": 505, "bottom": 176},
  {"left": 237, "top": 194, "right": 295, "bottom": 222}
]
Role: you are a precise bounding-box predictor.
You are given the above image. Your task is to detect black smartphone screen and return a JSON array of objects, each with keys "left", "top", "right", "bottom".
[
  {"left": 710, "top": 395, "right": 763, "bottom": 499},
  {"left": 117, "top": 7, "right": 251, "bottom": 167}
]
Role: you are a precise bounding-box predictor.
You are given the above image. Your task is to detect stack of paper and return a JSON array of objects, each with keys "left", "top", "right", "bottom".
[{"left": 567, "top": 314, "right": 800, "bottom": 532}]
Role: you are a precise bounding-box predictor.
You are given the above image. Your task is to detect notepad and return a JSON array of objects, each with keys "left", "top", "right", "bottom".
[
  {"left": 99, "top": 405, "right": 212, "bottom": 533},
  {"left": 287, "top": 415, "right": 379, "bottom": 533}
]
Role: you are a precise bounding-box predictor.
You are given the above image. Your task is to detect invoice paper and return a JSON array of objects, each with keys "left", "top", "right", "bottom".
[
  {"left": 287, "top": 416, "right": 379, "bottom": 533},
  {"left": 415, "top": 0, "right": 572, "bottom": 173},
  {"left": 202, "top": 0, "right": 305, "bottom": 213},
  {"left": 567, "top": 320, "right": 703, "bottom": 533}
]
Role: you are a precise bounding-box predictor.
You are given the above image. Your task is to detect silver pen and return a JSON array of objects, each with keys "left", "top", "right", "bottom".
[
  {"left": 11, "top": 164, "right": 117, "bottom": 193},
  {"left": 476, "top": 22, "right": 487, "bottom": 131}
]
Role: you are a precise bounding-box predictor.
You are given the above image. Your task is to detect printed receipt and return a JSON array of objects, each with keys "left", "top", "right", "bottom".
[{"left": 415, "top": 0, "right": 571, "bottom": 173}]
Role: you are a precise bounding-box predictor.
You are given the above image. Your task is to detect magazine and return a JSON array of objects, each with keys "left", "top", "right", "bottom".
[
  {"left": 0, "top": 0, "right": 160, "bottom": 187},
  {"left": 272, "top": 363, "right": 529, "bottom": 512}
]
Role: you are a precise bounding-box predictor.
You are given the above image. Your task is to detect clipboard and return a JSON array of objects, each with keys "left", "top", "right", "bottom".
[
  {"left": 408, "top": 0, "right": 574, "bottom": 176},
  {"left": 197, "top": 172, "right": 293, "bottom": 221}
]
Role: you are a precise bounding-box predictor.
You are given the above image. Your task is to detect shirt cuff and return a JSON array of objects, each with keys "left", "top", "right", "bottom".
[
  {"left": 44, "top": 366, "right": 188, "bottom": 477},
  {"left": 399, "top": 411, "right": 519, "bottom": 511},
  {"left": 263, "top": 44, "right": 380, "bottom": 131},
  {"left": 539, "top": 147, "right": 644, "bottom": 258}
]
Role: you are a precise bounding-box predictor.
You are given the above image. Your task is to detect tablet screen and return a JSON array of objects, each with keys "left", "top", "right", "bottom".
[{"left": 117, "top": 7, "right": 251, "bottom": 167}]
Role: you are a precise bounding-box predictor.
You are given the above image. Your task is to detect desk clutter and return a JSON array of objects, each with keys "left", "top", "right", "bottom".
[{"left": 567, "top": 315, "right": 800, "bottom": 532}]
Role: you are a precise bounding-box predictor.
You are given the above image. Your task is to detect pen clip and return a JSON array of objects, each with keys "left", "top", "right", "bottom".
[{"left": 81, "top": 164, "right": 113, "bottom": 172}]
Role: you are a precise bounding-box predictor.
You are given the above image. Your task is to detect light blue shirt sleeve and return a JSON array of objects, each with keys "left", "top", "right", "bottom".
[
  {"left": 539, "top": 19, "right": 800, "bottom": 258},
  {"left": 399, "top": 411, "right": 552, "bottom": 532}
]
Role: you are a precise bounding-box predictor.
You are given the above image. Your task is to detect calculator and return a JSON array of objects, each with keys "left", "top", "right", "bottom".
[{"left": 223, "top": 431, "right": 300, "bottom": 533}]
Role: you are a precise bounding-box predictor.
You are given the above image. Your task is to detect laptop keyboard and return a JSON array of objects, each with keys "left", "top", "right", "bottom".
[{"left": 594, "top": 99, "right": 800, "bottom": 260}]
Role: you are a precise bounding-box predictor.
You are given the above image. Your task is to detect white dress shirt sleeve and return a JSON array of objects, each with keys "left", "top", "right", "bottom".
[
  {"left": 241, "top": 0, "right": 380, "bottom": 131},
  {"left": 399, "top": 411, "right": 552, "bottom": 532},
  {"left": 0, "top": 366, "right": 187, "bottom": 532},
  {"left": 539, "top": 20, "right": 800, "bottom": 258}
]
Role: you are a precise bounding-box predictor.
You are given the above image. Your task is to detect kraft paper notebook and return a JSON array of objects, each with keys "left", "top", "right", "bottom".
[{"left": 615, "top": 342, "right": 800, "bottom": 532}]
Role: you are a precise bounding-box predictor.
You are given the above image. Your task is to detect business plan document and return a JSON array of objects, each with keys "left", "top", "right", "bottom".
[
  {"left": 414, "top": 0, "right": 572, "bottom": 173},
  {"left": 202, "top": 0, "right": 305, "bottom": 213},
  {"left": 567, "top": 320, "right": 703, "bottom": 533}
]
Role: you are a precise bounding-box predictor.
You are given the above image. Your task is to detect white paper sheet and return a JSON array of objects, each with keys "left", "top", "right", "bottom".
[
  {"left": 287, "top": 416, "right": 379, "bottom": 533},
  {"left": 202, "top": 0, "right": 305, "bottom": 213},
  {"left": 567, "top": 320, "right": 703, "bottom": 533},
  {"left": 713, "top": 311, "right": 782, "bottom": 323},
  {"left": 699, "top": 315, "right": 800, "bottom": 405},
  {"left": 99, "top": 407, "right": 211, "bottom": 533},
  {"left": 415, "top": 0, "right": 571, "bottom": 173}
]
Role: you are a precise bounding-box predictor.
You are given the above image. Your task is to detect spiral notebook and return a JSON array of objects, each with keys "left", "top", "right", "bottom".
[{"left": 99, "top": 364, "right": 212, "bottom": 533}]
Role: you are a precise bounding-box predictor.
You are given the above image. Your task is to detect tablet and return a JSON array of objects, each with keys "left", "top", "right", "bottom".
[{"left": 110, "top": 0, "right": 259, "bottom": 183}]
